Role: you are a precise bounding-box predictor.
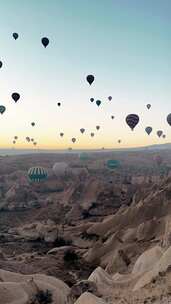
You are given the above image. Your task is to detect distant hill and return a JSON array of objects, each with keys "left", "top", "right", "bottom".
[{"left": 0, "top": 143, "right": 171, "bottom": 156}]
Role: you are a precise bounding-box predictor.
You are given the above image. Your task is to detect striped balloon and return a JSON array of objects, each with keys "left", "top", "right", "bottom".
[
  {"left": 28, "top": 166, "right": 48, "bottom": 182},
  {"left": 126, "top": 114, "right": 139, "bottom": 131}
]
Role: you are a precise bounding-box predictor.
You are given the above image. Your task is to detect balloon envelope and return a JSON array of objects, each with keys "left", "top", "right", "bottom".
[
  {"left": 86, "top": 75, "right": 94, "bottom": 85},
  {"left": 96, "top": 100, "right": 101, "bottom": 107},
  {"left": 145, "top": 126, "right": 152, "bottom": 135},
  {"left": 157, "top": 130, "right": 163, "bottom": 138},
  {"left": 13, "top": 33, "right": 18, "bottom": 40},
  {"left": 126, "top": 114, "right": 139, "bottom": 130},
  {"left": 107, "top": 159, "right": 120, "bottom": 170},
  {"left": 72, "top": 138, "right": 76, "bottom": 143},
  {"left": 0, "top": 106, "right": 6, "bottom": 114},
  {"left": 53, "top": 162, "right": 68, "bottom": 177},
  {"left": 0, "top": 61, "right": 2, "bottom": 68},
  {"left": 146, "top": 104, "right": 151, "bottom": 109},
  {"left": 12, "top": 92, "right": 20, "bottom": 102},
  {"left": 108, "top": 96, "right": 112, "bottom": 101},
  {"left": 28, "top": 167, "right": 48, "bottom": 182},
  {"left": 80, "top": 128, "right": 85, "bottom": 134},
  {"left": 167, "top": 113, "right": 171, "bottom": 126},
  {"left": 41, "top": 37, "right": 49, "bottom": 48},
  {"left": 96, "top": 126, "right": 100, "bottom": 130},
  {"left": 90, "top": 98, "right": 94, "bottom": 102}
]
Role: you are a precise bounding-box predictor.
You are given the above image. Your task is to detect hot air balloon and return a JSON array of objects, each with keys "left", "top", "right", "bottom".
[
  {"left": 126, "top": 114, "right": 139, "bottom": 131},
  {"left": 57, "top": 102, "right": 61, "bottom": 107},
  {"left": 108, "top": 96, "right": 112, "bottom": 101},
  {"left": 31, "top": 138, "right": 34, "bottom": 142},
  {"left": 96, "top": 100, "right": 101, "bottom": 107},
  {"left": 86, "top": 75, "right": 94, "bottom": 85},
  {"left": 163, "top": 134, "right": 166, "bottom": 139},
  {"left": 14, "top": 136, "right": 18, "bottom": 140},
  {"left": 145, "top": 126, "right": 152, "bottom": 135},
  {"left": 31, "top": 122, "right": 35, "bottom": 127},
  {"left": 146, "top": 104, "right": 151, "bottom": 109},
  {"left": 111, "top": 115, "right": 114, "bottom": 119},
  {"left": 107, "top": 160, "right": 120, "bottom": 170},
  {"left": 72, "top": 138, "right": 76, "bottom": 143},
  {"left": 33, "top": 142, "right": 37, "bottom": 146},
  {"left": 26, "top": 137, "right": 30, "bottom": 142},
  {"left": 53, "top": 162, "right": 68, "bottom": 177},
  {"left": 90, "top": 132, "right": 94, "bottom": 137},
  {"left": 157, "top": 130, "right": 163, "bottom": 138},
  {"left": 13, "top": 140, "right": 16, "bottom": 144},
  {"left": 79, "top": 152, "right": 89, "bottom": 161},
  {"left": 96, "top": 126, "right": 100, "bottom": 130},
  {"left": 13, "top": 33, "right": 18, "bottom": 40},
  {"left": 80, "top": 128, "right": 85, "bottom": 134},
  {"left": 167, "top": 113, "right": 171, "bottom": 126},
  {"left": 90, "top": 98, "right": 94, "bottom": 102},
  {"left": 60, "top": 133, "right": 64, "bottom": 137},
  {"left": 41, "top": 37, "right": 49, "bottom": 48},
  {"left": 12, "top": 92, "right": 20, "bottom": 102},
  {"left": 0, "top": 61, "right": 2, "bottom": 69},
  {"left": 0, "top": 106, "right": 6, "bottom": 114},
  {"left": 118, "top": 139, "right": 121, "bottom": 144},
  {"left": 28, "top": 166, "right": 48, "bottom": 182}
]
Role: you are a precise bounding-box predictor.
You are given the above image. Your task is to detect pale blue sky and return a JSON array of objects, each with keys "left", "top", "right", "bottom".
[{"left": 0, "top": 0, "right": 170, "bottom": 149}]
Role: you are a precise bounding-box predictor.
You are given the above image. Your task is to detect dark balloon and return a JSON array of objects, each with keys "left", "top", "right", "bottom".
[
  {"left": 90, "top": 98, "right": 94, "bottom": 102},
  {"left": 80, "top": 128, "right": 85, "bottom": 134},
  {"left": 57, "top": 103, "right": 61, "bottom": 107},
  {"left": 26, "top": 137, "right": 30, "bottom": 142},
  {"left": 0, "top": 61, "right": 2, "bottom": 69},
  {"left": 126, "top": 114, "right": 139, "bottom": 131},
  {"left": 167, "top": 113, "right": 171, "bottom": 126},
  {"left": 0, "top": 105, "right": 6, "bottom": 114},
  {"left": 14, "top": 136, "right": 18, "bottom": 140},
  {"left": 33, "top": 142, "right": 37, "bottom": 146},
  {"left": 96, "top": 100, "right": 101, "bottom": 107},
  {"left": 111, "top": 115, "right": 114, "bottom": 119},
  {"left": 108, "top": 96, "right": 112, "bottom": 101},
  {"left": 118, "top": 139, "right": 121, "bottom": 143},
  {"left": 145, "top": 126, "right": 152, "bottom": 135},
  {"left": 31, "top": 122, "right": 35, "bottom": 127},
  {"left": 28, "top": 166, "right": 47, "bottom": 182},
  {"left": 12, "top": 92, "right": 20, "bottom": 102},
  {"left": 13, "top": 33, "right": 18, "bottom": 40},
  {"left": 157, "top": 130, "right": 163, "bottom": 138},
  {"left": 163, "top": 134, "right": 166, "bottom": 139},
  {"left": 41, "top": 37, "right": 49, "bottom": 48},
  {"left": 86, "top": 75, "right": 94, "bottom": 85},
  {"left": 60, "top": 133, "right": 64, "bottom": 137},
  {"left": 90, "top": 132, "right": 94, "bottom": 137},
  {"left": 72, "top": 138, "right": 76, "bottom": 143},
  {"left": 96, "top": 126, "right": 100, "bottom": 130},
  {"left": 146, "top": 104, "right": 151, "bottom": 110},
  {"left": 31, "top": 138, "right": 34, "bottom": 142},
  {"left": 13, "top": 140, "right": 16, "bottom": 144}
]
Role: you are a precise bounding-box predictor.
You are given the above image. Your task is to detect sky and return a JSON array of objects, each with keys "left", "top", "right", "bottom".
[{"left": 0, "top": 0, "right": 171, "bottom": 149}]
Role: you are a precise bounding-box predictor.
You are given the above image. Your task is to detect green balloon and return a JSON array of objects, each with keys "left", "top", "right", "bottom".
[
  {"left": 28, "top": 166, "right": 48, "bottom": 182},
  {"left": 107, "top": 159, "right": 120, "bottom": 170}
]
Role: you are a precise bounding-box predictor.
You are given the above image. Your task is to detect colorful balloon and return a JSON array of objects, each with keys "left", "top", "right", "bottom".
[
  {"left": 126, "top": 114, "right": 139, "bottom": 131},
  {"left": 86, "top": 75, "right": 94, "bottom": 85},
  {"left": 28, "top": 167, "right": 48, "bottom": 182},
  {"left": 107, "top": 160, "right": 120, "bottom": 170}
]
